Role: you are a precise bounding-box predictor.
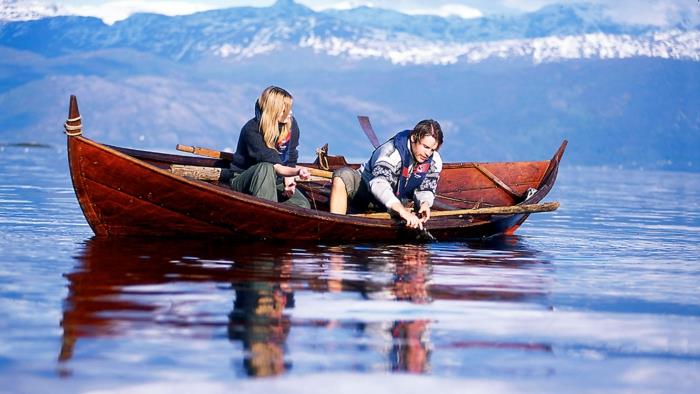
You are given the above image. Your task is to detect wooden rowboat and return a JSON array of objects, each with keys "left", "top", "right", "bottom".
[{"left": 65, "top": 95, "right": 566, "bottom": 242}]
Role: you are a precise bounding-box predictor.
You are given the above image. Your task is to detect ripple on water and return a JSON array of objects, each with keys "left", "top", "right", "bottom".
[{"left": 0, "top": 154, "right": 699, "bottom": 391}]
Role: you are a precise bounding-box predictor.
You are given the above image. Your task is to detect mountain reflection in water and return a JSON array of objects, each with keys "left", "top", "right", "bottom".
[{"left": 59, "top": 237, "right": 552, "bottom": 377}]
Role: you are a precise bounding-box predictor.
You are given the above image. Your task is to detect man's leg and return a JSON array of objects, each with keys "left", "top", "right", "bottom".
[{"left": 330, "top": 177, "right": 348, "bottom": 214}]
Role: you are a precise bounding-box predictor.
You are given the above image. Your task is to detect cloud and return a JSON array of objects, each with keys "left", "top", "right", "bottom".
[
  {"left": 38, "top": 0, "right": 700, "bottom": 27},
  {"left": 304, "top": 1, "right": 483, "bottom": 18},
  {"left": 402, "top": 3, "right": 483, "bottom": 19},
  {"left": 500, "top": 0, "right": 700, "bottom": 27},
  {"left": 310, "top": 1, "right": 483, "bottom": 19},
  {"left": 314, "top": 1, "right": 375, "bottom": 10},
  {"left": 602, "top": 0, "right": 700, "bottom": 27},
  {"left": 62, "top": 1, "right": 220, "bottom": 24},
  {"left": 499, "top": 0, "right": 557, "bottom": 13}
]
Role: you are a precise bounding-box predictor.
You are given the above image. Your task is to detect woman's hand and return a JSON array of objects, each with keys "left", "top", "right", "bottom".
[
  {"left": 273, "top": 164, "right": 309, "bottom": 179},
  {"left": 297, "top": 167, "right": 310, "bottom": 180},
  {"left": 283, "top": 176, "right": 296, "bottom": 198}
]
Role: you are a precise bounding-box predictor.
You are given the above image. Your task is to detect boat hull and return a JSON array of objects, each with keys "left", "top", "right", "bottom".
[
  {"left": 68, "top": 134, "right": 564, "bottom": 243},
  {"left": 64, "top": 93, "right": 564, "bottom": 243}
]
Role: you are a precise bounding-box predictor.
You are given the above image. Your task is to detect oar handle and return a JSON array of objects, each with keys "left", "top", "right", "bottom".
[
  {"left": 177, "top": 144, "right": 333, "bottom": 179},
  {"left": 176, "top": 144, "right": 234, "bottom": 161},
  {"left": 306, "top": 167, "right": 333, "bottom": 178}
]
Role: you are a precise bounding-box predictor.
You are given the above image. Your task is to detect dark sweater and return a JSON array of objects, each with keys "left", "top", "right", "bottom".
[{"left": 232, "top": 101, "right": 300, "bottom": 170}]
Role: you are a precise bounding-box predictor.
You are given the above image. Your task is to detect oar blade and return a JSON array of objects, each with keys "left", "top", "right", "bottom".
[{"left": 357, "top": 116, "right": 381, "bottom": 149}]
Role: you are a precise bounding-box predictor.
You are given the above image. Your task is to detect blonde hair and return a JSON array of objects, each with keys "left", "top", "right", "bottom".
[{"left": 258, "top": 86, "right": 293, "bottom": 150}]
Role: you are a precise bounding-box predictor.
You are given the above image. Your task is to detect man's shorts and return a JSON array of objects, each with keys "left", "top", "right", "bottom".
[{"left": 332, "top": 167, "right": 380, "bottom": 212}]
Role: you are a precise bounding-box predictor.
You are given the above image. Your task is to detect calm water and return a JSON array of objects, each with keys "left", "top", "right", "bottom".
[{"left": 1, "top": 146, "right": 699, "bottom": 393}]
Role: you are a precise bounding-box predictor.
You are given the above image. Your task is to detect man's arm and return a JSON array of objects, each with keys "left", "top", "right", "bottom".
[
  {"left": 413, "top": 152, "right": 443, "bottom": 208},
  {"left": 367, "top": 146, "right": 423, "bottom": 229},
  {"left": 367, "top": 145, "right": 402, "bottom": 209},
  {"left": 414, "top": 153, "right": 443, "bottom": 223}
]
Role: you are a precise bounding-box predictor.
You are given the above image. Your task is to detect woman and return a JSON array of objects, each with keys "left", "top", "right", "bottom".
[
  {"left": 329, "top": 120, "right": 444, "bottom": 229},
  {"left": 230, "top": 86, "right": 311, "bottom": 208}
]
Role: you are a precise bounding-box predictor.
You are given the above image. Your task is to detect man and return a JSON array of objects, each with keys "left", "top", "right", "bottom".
[{"left": 329, "top": 119, "right": 443, "bottom": 229}]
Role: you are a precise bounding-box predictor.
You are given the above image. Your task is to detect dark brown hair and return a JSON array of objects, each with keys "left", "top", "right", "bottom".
[{"left": 410, "top": 119, "right": 443, "bottom": 149}]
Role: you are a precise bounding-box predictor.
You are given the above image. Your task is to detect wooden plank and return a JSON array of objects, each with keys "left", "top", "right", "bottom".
[
  {"left": 170, "top": 164, "right": 222, "bottom": 180},
  {"left": 473, "top": 163, "right": 524, "bottom": 200}
]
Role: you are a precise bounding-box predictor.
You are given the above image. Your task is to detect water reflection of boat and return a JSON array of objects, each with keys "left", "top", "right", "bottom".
[
  {"left": 60, "top": 237, "right": 551, "bottom": 377},
  {"left": 59, "top": 238, "right": 297, "bottom": 377},
  {"left": 227, "top": 256, "right": 294, "bottom": 377},
  {"left": 316, "top": 241, "right": 552, "bottom": 373},
  {"left": 322, "top": 239, "right": 549, "bottom": 303}
]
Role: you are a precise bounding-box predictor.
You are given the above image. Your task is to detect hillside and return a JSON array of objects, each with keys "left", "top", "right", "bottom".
[{"left": 0, "top": 0, "right": 698, "bottom": 171}]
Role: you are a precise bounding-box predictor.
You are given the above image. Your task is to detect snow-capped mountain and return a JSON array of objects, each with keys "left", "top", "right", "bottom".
[
  {"left": 1, "top": 0, "right": 698, "bottom": 171},
  {"left": 297, "top": 29, "right": 700, "bottom": 65},
  {"left": 1, "top": 0, "right": 698, "bottom": 65}
]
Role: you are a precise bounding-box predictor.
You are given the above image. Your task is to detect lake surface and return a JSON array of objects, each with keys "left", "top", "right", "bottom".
[{"left": 1, "top": 145, "right": 699, "bottom": 393}]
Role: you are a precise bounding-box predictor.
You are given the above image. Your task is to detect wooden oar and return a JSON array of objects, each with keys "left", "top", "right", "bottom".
[
  {"left": 175, "top": 144, "right": 334, "bottom": 179},
  {"left": 357, "top": 116, "right": 381, "bottom": 148},
  {"left": 176, "top": 144, "right": 234, "bottom": 161},
  {"left": 170, "top": 164, "right": 333, "bottom": 180},
  {"left": 352, "top": 202, "right": 559, "bottom": 219}
]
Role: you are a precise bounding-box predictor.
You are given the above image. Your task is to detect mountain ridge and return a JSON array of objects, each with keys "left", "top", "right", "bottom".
[
  {"left": 1, "top": 1, "right": 699, "bottom": 65},
  {"left": 0, "top": 1, "right": 698, "bottom": 172}
]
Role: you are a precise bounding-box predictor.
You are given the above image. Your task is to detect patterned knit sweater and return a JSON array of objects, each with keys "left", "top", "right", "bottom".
[{"left": 359, "top": 137, "right": 442, "bottom": 209}]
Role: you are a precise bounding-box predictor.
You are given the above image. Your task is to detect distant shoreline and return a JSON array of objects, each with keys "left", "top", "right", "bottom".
[{"left": 0, "top": 142, "right": 53, "bottom": 149}]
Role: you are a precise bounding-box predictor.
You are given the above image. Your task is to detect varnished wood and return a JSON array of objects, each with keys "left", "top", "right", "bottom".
[
  {"left": 66, "top": 95, "right": 106, "bottom": 235},
  {"left": 473, "top": 163, "right": 524, "bottom": 200},
  {"left": 170, "top": 164, "right": 333, "bottom": 181},
  {"left": 67, "top": 95, "right": 82, "bottom": 133},
  {"left": 436, "top": 160, "right": 548, "bottom": 208},
  {"left": 177, "top": 144, "right": 335, "bottom": 179},
  {"left": 170, "top": 164, "right": 222, "bottom": 180},
  {"left": 353, "top": 202, "right": 559, "bottom": 219},
  {"left": 65, "top": 96, "right": 566, "bottom": 242},
  {"left": 357, "top": 115, "right": 381, "bottom": 148},
  {"left": 306, "top": 168, "right": 333, "bottom": 178},
  {"left": 176, "top": 144, "right": 235, "bottom": 161}
]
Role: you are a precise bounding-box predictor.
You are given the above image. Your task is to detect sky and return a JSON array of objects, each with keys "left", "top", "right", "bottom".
[{"left": 21, "top": 0, "right": 700, "bottom": 26}]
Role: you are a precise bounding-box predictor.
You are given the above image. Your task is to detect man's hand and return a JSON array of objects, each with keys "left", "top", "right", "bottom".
[
  {"left": 391, "top": 202, "right": 423, "bottom": 229},
  {"left": 283, "top": 176, "right": 297, "bottom": 198},
  {"left": 417, "top": 202, "right": 431, "bottom": 224}
]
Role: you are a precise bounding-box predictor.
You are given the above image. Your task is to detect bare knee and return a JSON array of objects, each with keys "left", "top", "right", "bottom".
[
  {"left": 332, "top": 176, "right": 347, "bottom": 193},
  {"left": 330, "top": 176, "right": 348, "bottom": 214}
]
